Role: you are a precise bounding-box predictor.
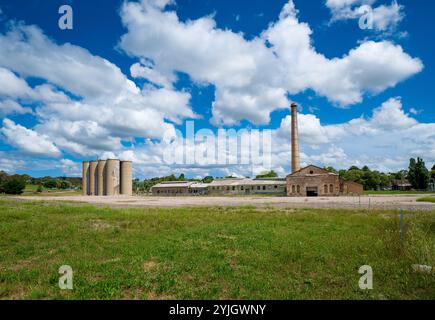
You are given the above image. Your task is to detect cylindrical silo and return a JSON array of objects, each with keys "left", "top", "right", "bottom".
[
  {"left": 82, "top": 161, "right": 89, "bottom": 196},
  {"left": 97, "top": 160, "right": 107, "bottom": 196},
  {"left": 89, "top": 161, "right": 98, "bottom": 196},
  {"left": 120, "top": 161, "right": 133, "bottom": 196},
  {"left": 105, "top": 159, "right": 120, "bottom": 196}
]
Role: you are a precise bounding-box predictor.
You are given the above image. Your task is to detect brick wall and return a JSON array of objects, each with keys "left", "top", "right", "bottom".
[{"left": 286, "top": 174, "right": 341, "bottom": 197}]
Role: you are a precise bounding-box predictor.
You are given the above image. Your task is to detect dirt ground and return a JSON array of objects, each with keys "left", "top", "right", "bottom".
[{"left": 11, "top": 194, "right": 435, "bottom": 211}]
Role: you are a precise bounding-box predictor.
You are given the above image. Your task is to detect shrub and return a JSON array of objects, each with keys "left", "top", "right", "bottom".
[
  {"left": 58, "top": 180, "right": 71, "bottom": 190},
  {"left": 3, "top": 179, "right": 26, "bottom": 195},
  {"left": 43, "top": 180, "right": 58, "bottom": 189}
]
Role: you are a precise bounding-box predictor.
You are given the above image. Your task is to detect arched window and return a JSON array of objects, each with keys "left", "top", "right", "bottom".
[
  {"left": 329, "top": 184, "right": 334, "bottom": 193},
  {"left": 324, "top": 184, "right": 328, "bottom": 193},
  {"left": 292, "top": 185, "right": 295, "bottom": 193},
  {"left": 297, "top": 185, "right": 300, "bottom": 193}
]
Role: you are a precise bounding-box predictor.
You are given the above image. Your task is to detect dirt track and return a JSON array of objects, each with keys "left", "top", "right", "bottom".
[{"left": 11, "top": 194, "right": 435, "bottom": 211}]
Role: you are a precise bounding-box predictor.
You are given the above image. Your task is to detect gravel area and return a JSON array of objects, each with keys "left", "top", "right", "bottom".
[{"left": 11, "top": 194, "right": 435, "bottom": 211}]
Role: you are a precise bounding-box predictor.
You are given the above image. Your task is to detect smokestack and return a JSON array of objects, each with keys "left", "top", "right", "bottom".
[{"left": 291, "top": 103, "right": 300, "bottom": 173}]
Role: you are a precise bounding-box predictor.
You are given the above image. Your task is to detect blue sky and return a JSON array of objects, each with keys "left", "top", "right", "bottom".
[{"left": 0, "top": 0, "right": 434, "bottom": 178}]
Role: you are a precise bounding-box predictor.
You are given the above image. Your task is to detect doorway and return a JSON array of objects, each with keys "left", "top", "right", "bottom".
[{"left": 306, "top": 187, "right": 318, "bottom": 197}]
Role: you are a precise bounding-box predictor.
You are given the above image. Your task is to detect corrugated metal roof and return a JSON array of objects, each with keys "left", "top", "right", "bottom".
[
  {"left": 151, "top": 181, "right": 194, "bottom": 188},
  {"left": 209, "top": 179, "right": 286, "bottom": 186},
  {"left": 190, "top": 183, "right": 209, "bottom": 188},
  {"left": 152, "top": 179, "right": 287, "bottom": 189},
  {"left": 289, "top": 173, "right": 338, "bottom": 177}
]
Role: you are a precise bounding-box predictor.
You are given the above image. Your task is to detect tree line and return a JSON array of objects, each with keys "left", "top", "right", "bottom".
[
  {"left": 0, "top": 171, "right": 81, "bottom": 195},
  {"left": 326, "top": 158, "right": 435, "bottom": 191}
]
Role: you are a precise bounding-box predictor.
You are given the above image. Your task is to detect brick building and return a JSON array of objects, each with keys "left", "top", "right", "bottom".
[
  {"left": 286, "top": 165, "right": 363, "bottom": 197},
  {"left": 286, "top": 103, "right": 363, "bottom": 197}
]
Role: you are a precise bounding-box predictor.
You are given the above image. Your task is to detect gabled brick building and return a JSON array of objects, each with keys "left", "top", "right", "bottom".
[
  {"left": 286, "top": 165, "right": 363, "bottom": 197},
  {"left": 286, "top": 103, "right": 363, "bottom": 197}
]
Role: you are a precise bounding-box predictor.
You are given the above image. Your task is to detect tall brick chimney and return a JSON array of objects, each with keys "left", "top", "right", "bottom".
[{"left": 291, "top": 103, "right": 300, "bottom": 173}]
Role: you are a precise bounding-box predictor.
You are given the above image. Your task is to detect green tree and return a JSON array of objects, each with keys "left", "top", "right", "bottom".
[
  {"left": 43, "top": 179, "right": 58, "bottom": 189},
  {"left": 0, "top": 171, "right": 8, "bottom": 191},
  {"left": 379, "top": 173, "right": 392, "bottom": 190},
  {"left": 178, "top": 173, "right": 186, "bottom": 181},
  {"left": 431, "top": 165, "right": 435, "bottom": 180},
  {"left": 362, "top": 170, "right": 380, "bottom": 190},
  {"left": 392, "top": 170, "right": 408, "bottom": 181},
  {"left": 256, "top": 170, "right": 278, "bottom": 179},
  {"left": 202, "top": 176, "right": 214, "bottom": 183},
  {"left": 3, "top": 179, "right": 26, "bottom": 195},
  {"left": 408, "top": 158, "right": 430, "bottom": 190},
  {"left": 58, "top": 180, "right": 71, "bottom": 189}
]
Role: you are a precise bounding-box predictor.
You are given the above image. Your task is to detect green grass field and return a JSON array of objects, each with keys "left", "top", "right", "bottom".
[
  {"left": 418, "top": 196, "right": 435, "bottom": 203},
  {"left": 364, "top": 190, "right": 435, "bottom": 195},
  {"left": 21, "top": 185, "right": 82, "bottom": 197},
  {"left": 0, "top": 199, "right": 433, "bottom": 300}
]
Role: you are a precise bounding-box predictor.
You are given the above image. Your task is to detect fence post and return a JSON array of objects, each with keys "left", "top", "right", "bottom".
[{"left": 400, "top": 209, "right": 405, "bottom": 242}]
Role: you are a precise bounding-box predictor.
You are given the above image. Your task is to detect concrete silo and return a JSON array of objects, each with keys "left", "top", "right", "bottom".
[
  {"left": 97, "top": 160, "right": 107, "bottom": 196},
  {"left": 105, "top": 159, "right": 120, "bottom": 196},
  {"left": 89, "top": 161, "right": 98, "bottom": 196},
  {"left": 82, "top": 161, "right": 89, "bottom": 195},
  {"left": 120, "top": 161, "right": 133, "bottom": 195}
]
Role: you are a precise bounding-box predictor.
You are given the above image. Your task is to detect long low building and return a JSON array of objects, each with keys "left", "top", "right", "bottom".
[
  {"left": 151, "top": 168, "right": 363, "bottom": 197},
  {"left": 151, "top": 178, "right": 287, "bottom": 196}
]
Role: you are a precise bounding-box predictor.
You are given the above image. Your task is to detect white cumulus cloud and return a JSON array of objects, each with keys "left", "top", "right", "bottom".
[
  {"left": 326, "top": 0, "right": 405, "bottom": 33},
  {"left": 119, "top": 0, "right": 422, "bottom": 125},
  {"left": 0, "top": 119, "right": 61, "bottom": 157}
]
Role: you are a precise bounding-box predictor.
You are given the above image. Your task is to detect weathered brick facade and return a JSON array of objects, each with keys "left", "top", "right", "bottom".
[
  {"left": 286, "top": 165, "right": 363, "bottom": 197},
  {"left": 340, "top": 180, "right": 364, "bottom": 196}
]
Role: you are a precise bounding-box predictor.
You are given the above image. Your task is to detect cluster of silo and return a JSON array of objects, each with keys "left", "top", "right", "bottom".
[{"left": 82, "top": 159, "right": 132, "bottom": 196}]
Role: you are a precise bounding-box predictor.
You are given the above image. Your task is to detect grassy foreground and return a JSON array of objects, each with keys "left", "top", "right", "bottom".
[
  {"left": 0, "top": 199, "right": 433, "bottom": 300},
  {"left": 364, "top": 190, "right": 435, "bottom": 195},
  {"left": 418, "top": 196, "right": 435, "bottom": 203}
]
